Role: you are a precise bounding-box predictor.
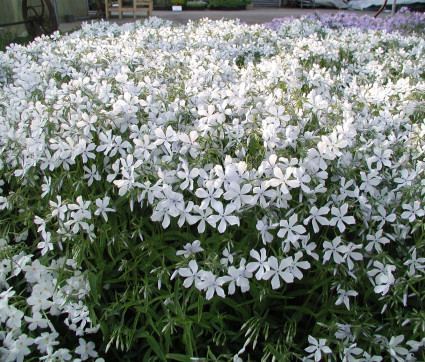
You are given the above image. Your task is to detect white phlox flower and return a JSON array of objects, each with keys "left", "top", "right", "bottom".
[
  {"left": 207, "top": 201, "right": 240, "bottom": 234},
  {"left": 94, "top": 196, "right": 116, "bottom": 222},
  {"left": 262, "top": 256, "right": 294, "bottom": 289},
  {"left": 220, "top": 243, "right": 235, "bottom": 266},
  {"left": 223, "top": 181, "right": 253, "bottom": 210},
  {"left": 288, "top": 251, "right": 310, "bottom": 280},
  {"left": 335, "top": 286, "right": 358, "bottom": 310},
  {"left": 365, "top": 229, "right": 390, "bottom": 253},
  {"left": 75, "top": 338, "right": 98, "bottom": 361},
  {"left": 367, "top": 261, "right": 396, "bottom": 295},
  {"left": 343, "top": 343, "right": 363, "bottom": 362},
  {"left": 226, "top": 258, "right": 252, "bottom": 294},
  {"left": 329, "top": 203, "right": 355, "bottom": 233},
  {"left": 371, "top": 205, "right": 396, "bottom": 229},
  {"left": 386, "top": 335, "right": 409, "bottom": 362},
  {"left": 323, "top": 236, "right": 349, "bottom": 265},
  {"left": 176, "top": 240, "right": 204, "bottom": 258},
  {"left": 278, "top": 214, "right": 306, "bottom": 245},
  {"left": 404, "top": 247, "right": 425, "bottom": 276},
  {"left": 197, "top": 271, "right": 227, "bottom": 300},
  {"left": 304, "top": 335, "right": 332, "bottom": 362},
  {"left": 401, "top": 201, "right": 425, "bottom": 223},
  {"left": 255, "top": 216, "right": 278, "bottom": 244},
  {"left": 246, "top": 248, "right": 270, "bottom": 280},
  {"left": 304, "top": 205, "right": 330, "bottom": 233}
]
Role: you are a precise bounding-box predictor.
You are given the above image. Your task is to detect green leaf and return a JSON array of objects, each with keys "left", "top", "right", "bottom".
[
  {"left": 165, "top": 353, "right": 192, "bottom": 362},
  {"left": 146, "top": 334, "right": 167, "bottom": 361}
]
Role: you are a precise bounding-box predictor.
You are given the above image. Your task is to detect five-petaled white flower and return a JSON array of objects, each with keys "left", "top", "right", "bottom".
[
  {"left": 335, "top": 287, "right": 358, "bottom": 310},
  {"left": 305, "top": 335, "right": 332, "bottom": 362},
  {"left": 94, "top": 196, "right": 116, "bottom": 222},
  {"left": 329, "top": 203, "right": 355, "bottom": 233},
  {"left": 75, "top": 338, "right": 98, "bottom": 361},
  {"left": 176, "top": 240, "right": 204, "bottom": 258},
  {"left": 262, "top": 256, "right": 294, "bottom": 289},
  {"left": 207, "top": 202, "right": 240, "bottom": 233}
]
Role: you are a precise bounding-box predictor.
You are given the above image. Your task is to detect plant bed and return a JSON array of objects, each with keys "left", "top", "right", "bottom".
[{"left": 1, "top": 10, "right": 425, "bottom": 362}]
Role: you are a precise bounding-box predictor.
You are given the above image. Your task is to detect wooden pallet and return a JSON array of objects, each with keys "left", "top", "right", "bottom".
[{"left": 105, "top": 0, "right": 153, "bottom": 19}]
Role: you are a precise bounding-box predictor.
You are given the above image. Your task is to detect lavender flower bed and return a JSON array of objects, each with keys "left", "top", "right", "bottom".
[
  {"left": 265, "top": 7, "right": 425, "bottom": 33},
  {"left": 0, "top": 11, "right": 425, "bottom": 361}
]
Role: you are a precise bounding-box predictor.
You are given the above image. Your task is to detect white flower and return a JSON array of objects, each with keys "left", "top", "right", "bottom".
[
  {"left": 49, "top": 196, "right": 67, "bottom": 220},
  {"left": 37, "top": 231, "right": 54, "bottom": 256},
  {"left": 24, "top": 311, "right": 49, "bottom": 331},
  {"left": 323, "top": 236, "right": 349, "bottom": 265},
  {"left": 177, "top": 160, "right": 199, "bottom": 191},
  {"left": 288, "top": 251, "right": 310, "bottom": 280},
  {"left": 268, "top": 166, "right": 300, "bottom": 194},
  {"left": 404, "top": 247, "right": 425, "bottom": 276},
  {"left": 360, "top": 351, "right": 383, "bottom": 361},
  {"left": 52, "top": 348, "right": 73, "bottom": 361},
  {"left": 195, "top": 185, "right": 223, "bottom": 210},
  {"left": 192, "top": 205, "right": 213, "bottom": 233},
  {"left": 335, "top": 323, "right": 354, "bottom": 343},
  {"left": 343, "top": 343, "right": 363, "bottom": 362},
  {"left": 151, "top": 187, "right": 185, "bottom": 229},
  {"left": 197, "top": 271, "right": 227, "bottom": 300},
  {"left": 226, "top": 259, "right": 252, "bottom": 294},
  {"left": 335, "top": 287, "right": 358, "bottom": 310},
  {"left": 177, "top": 260, "right": 203, "bottom": 288},
  {"left": 176, "top": 240, "right": 204, "bottom": 258},
  {"left": 256, "top": 216, "right": 278, "bottom": 244},
  {"left": 246, "top": 248, "right": 270, "bottom": 280},
  {"left": 367, "top": 261, "right": 396, "bottom": 295},
  {"left": 22, "top": 259, "right": 47, "bottom": 284},
  {"left": 359, "top": 170, "right": 381, "bottom": 196},
  {"left": 401, "top": 201, "right": 424, "bottom": 223},
  {"left": 220, "top": 243, "right": 235, "bottom": 266},
  {"left": 34, "top": 331, "right": 59, "bottom": 354},
  {"left": 75, "top": 338, "right": 98, "bottom": 361},
  {"left": 9, "top": 334, "right": 34, "bottom": 362},
  {"left": 207, "top": 202, "right": 240, "bottom": 233},
  {"left": 344, "top": 243, "right": 363, "bottom": 271},
  {"left": 329, "top": 203, "right": 355, "bottom": 233},
  {"left": 94, "top": 196, "right": 116, "bottom": 222},
  {"left": 367, "top": 147, "right": 392, "bottom": 171},
  {"left": 277, "top": 214, "right": 306, "bottom": 244},
  {"left": 262, "top": 256, "right": 294, "bottom": 289},
  {"left": 223, "top": 182, "right": 253, "bottom": 209},
  {"left": 305, "top": 335, "right": 332, "bottom": 362},
  {"left": 179, "top": 130, "right": 199, "bottom": 158},
  {"left": 303, "top": 205, "right": 330, "bottom": 233},
  {"left": 6, "top": 306, "right": 24, "bottom": 329},
  {"left": 250, "top": 182, "right": 277, "bottom": 208},
  {"left": 27, "top": 289, "right": 53, "bottom": 312},
  {"left": 371, "top": 205, "right": 396, "bottom": 229},
  {"left": 365, "top": 229, "right": 390, "bottom": 253},
  {"left": 387, "top": 335, "right": 409, "bottom": 362},
  {"left": 83, "top": 164, "right": 101, "bottom": 186}
]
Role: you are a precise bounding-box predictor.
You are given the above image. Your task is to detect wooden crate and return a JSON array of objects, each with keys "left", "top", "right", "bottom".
[{"left": 105, "top": 0, "right": 153, "bottom": 19}]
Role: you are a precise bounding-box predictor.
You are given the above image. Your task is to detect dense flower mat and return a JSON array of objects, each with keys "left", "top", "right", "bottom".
[{"left": 0, "top": 10, "right": 425, "bottom": 361}]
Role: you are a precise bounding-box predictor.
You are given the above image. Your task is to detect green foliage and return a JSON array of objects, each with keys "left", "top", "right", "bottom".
[
  {"left": 186, "top": 1, "right": 208, "bottom": 8},
  {"left": 171, "top": 0, "right": 186, "bottom": 6},
  {"left": 208, "top": 0, "right": 247, "bottom": 9}
]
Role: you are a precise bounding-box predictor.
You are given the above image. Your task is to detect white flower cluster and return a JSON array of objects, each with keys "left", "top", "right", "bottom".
[
  {"left": 0, "top": 239, "right": 101, "bottom": 361},
  {"left": 0, "top": 15, "right": 424, "bottom": 360}
]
